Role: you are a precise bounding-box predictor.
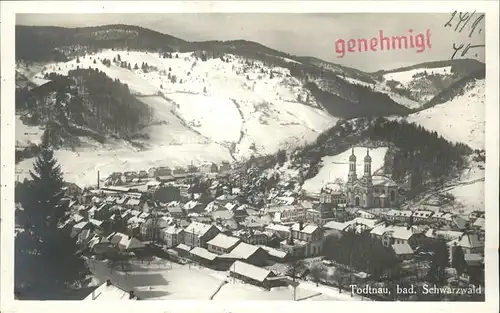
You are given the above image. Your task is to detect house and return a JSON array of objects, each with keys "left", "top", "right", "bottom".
[
  {"left": 355, "top": 209, "right": 377, "bottom": 219},
  {"left": 472, "top": 217, "right": 485, "bottom": 231},
  {"left": 85, "top": 280, "right": 139, "bottom": 300},
  {"left": 425, "top": 229, "right": 464, "bottom": 241},
  {"left": 107, "top": 232, "right": 145, "bottom": 251},
  {"left": 70, "top": 221, "right": 92, "bottom": 238},
  {"left": 200, "top": 162, "right": 219, "bottom": 174},
  {"left": 411, "top": 210, "right": 434, "bottom": 223},
  {"left": 162, "top": 225, "right": 185, "bottom": 248},
  {"left": 207, "top": 233, "right": 241, "bottom": 255},
  {"left": 183, "top": 200, "right": 206, "bottom": 214},
  {"left": 370, "top": 225, "right": 424, "bottom": 248},
  {"left": 258, "top": 245, "right": 289, "bottom": 262},
  {"left": 267, "top": 205, "right": 306, "bottom": 223},
  {"left": 183, "top": 221, "right": 220, "bottom": 248},
  {"left": 385, "top": 209, "right": 413, "bottom": 222},
  {"left": 280, "top": 222, "right": 324, "bottom": 258},
  {"left": 220, "top": 161, "right": 231, "bottom": 173},
  {"left": 306, "top": 202, "right": 336, "bottom": 226},
  {"left": 166, "top": 205, "right": 185, "bottom": 218},
  {"left": 62, "top": 182, "right": 83, "bottom": 198},
  {"left": 392, "top": 243, "right": 414, "bottom": 261},
  {"left": 229, "top": 261, "right": 276, "bottom": 289},
  {"left": 220, "top": 242, "right": 269, "bottom": 267},
  {"left": 139, "top": 216, "right": 171, "bottom": 241},
  {"left": 149, "top": 166, "right": 172, "bottom": 178},
  {"left": 447, "top": 233, "right": 484, "bottom": 264},
  {"left": 265, "top": 224, "right": 291, "bottom": 239},
  {"left": 233, "top": 229, "right": 268, "bottom": 245},
  {"left": 174, "top": 243, "right": 193, "bottom": 257},
  {"left": 189, "top": 247, "right": 218, "bottom": 268}
]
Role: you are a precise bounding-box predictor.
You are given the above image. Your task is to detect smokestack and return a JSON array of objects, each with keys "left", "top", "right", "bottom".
[
  {"left": 106, "top": 279, "right": 112, "bottom": 286},
  {"left": 97, "top": 171, "right": 100, "bottom": 189}
]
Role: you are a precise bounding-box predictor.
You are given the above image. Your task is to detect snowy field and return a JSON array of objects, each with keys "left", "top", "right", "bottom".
[
  {"left": 16, "top": 140, "right": 233, "bottom": 186},
  {"left": 382, "top": 66, "right": 452, "bottom": 87},
  {"left": 15, "top": 115, "right": 44, "bottom": 148},
  {"left": 302, "top": 146, "right": 388, "bottom": 194},
  {"left": 16, "top": 49, "right": 337, "bottom": 185},
  {"left": 405, "top": 79, "right": 485, "bottom": 150},
  {"left": 86, "top": 258, "right": 359, "bottom": 301}
]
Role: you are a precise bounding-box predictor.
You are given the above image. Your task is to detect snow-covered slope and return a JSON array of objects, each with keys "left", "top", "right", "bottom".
[
  {"left": 301, "top": 146, "right": 388, "bottom": 194},
  {"left": 16, "top": 50, "right": 337, "bottom": 185},
  {"left": 405, "top": 79, "right": 485, "bottom": 150},
  {"left": 382, "top": 66, "right": 452, "bottom": 88},
  {"left": 16, "top": 115, "right": 44, "bottom": 148}
]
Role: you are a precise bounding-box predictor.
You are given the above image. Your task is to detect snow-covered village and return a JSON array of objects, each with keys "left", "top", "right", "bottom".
[{"left": 12, "top": 13, "right": 488, "bottom": 302}]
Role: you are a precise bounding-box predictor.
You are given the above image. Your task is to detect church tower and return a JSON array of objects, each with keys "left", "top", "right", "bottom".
[
  {"left": 363, "top": 148, "right": 373, "bottom": 207},
  {"left": 348, "top": 148, "right": 357, "bottom": 183}
]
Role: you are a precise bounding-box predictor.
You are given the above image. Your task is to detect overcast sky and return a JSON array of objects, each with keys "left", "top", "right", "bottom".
[{"left": 16, "top": 13, "right": 485, "bottom": 72}]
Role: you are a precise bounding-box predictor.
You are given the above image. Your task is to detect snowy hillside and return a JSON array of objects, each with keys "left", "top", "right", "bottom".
[
  {"left": 405, "top": 79, "right": 485, "bottom": 150},
  {"left": 301, "top": 146, "right": 388, "bottom": 194},
  {"left": 382, "top": 66, "right": 452, "bottom": 88},
  {"left": 16, "top": 115, "right": 44, "bottom": 148},
  {"left": 16, "top": 49, "right": 337, "bottom": 185}
]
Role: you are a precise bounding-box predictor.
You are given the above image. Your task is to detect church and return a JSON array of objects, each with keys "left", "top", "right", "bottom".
[{"left": 346, "top": 148, "right": 401, "bottom": 208}]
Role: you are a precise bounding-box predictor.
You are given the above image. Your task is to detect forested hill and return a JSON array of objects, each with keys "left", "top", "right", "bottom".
[
  {"left": 294, "top": 117, "right": 472, "bottom": 198},
  {"left": 16, "top": 67, "right": 153, "bottom": 149}
]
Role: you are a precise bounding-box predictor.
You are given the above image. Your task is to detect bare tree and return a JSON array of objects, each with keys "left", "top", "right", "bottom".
[
  {"left": 285, "top": 259, "right": 307, "bottom": 282},
  {"left": 330, "top": 267, "right": 348, "bottom": 293},
  {"left": 310, "top": 263, "right": 327, "bottom": 287}
]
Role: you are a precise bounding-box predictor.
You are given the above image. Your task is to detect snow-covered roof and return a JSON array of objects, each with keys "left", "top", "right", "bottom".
[
  {"left": 73, "top": 221, "right": 89, "bottom": 230},
  {"left": 207, "top": 233, "right": 241, "bottom": 249},
  {"left": 184, "top": 221, "right": 215, "bottom": 237},
  {"left": 224, "top": 202, "right": 238, "bottom": 211},
  {"left": 370, "top": 225, "right": 418, "bottom": 240},
  {"left": 392, "top": 243, "right": 414, "bottom": 255},
  {"left": 84, "top": 281, "right": 138, "bottom": 300},
  {"left": 89, "top": 218, "right": 103, "bottom": 227},
  {"left": 425, "top": 229, "right": 464, "bottom": 241},
  {"left": 265, "top": 224, "right": 291, "bottom": 233},
  {"left": 386, "top": 210, "right": 413, "bottom": 217},
  {"left": 323, "top": 221, "right": 349, "bottom": 231},
  {"left": 258, "top": 245, "right": 288, "bottom": 259},
  {"left": 224, "top": 242, "right": 261, "bottom": 259},
  {"left": 372, "top": 175, "right": 398, "bottom": 187},
  {"left": 106, "top": 232, "right": 144, "bottom": 250},
  {"left": 175, "top": 243, "right": 192, "bottom": 252},
  {"left": 190, "top": 247, "right": 217, "bottom": 261},
  {"left": 230, "top": 261, "right": 271, "bottom": 282},
  {"left": 163, "top": 225, "right": 184, "bottom": 235},
  {"left": 412, "top": 210, "right": 434, "bottom": 218},
  {"left": 447, "top": 234, "right": 483, "bottom": 249},
  {"left": 291, "top": 223, "right": 319, "bottom": 234},
  {"left": 127, "top": 199, "right": 141, "bottom": 206},
  {"left": 472, "top": 217, "right": 485, "bottom": 229},
  {"left": 184, "top": 200, "right": 203, "bottom": 210}
]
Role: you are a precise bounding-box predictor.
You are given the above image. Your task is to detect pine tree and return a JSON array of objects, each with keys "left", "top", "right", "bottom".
[
  {"left": 134, "top": 63, "right": 139, "bottom": 70},
  {"left": 15, "top": 144, "right": 89, "bottom": 297},
  {"left": 451, "top": 244, "right": 467, "bottom": 278}
]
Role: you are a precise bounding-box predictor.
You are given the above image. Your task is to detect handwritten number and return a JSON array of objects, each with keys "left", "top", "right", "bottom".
[
  {"left": 445, "top": 11, "right": 457, "bottom": 27},
  {"left": 451, "top": 43, "right": 464, "bottom": 60},
  {"left": 469, "top": 14, "right": 485, "bottom": 38}
]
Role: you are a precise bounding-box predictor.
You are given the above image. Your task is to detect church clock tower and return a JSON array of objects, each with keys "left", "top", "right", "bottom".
[{"left": 363, "top": 148, "right": 373, "bottom": 207}]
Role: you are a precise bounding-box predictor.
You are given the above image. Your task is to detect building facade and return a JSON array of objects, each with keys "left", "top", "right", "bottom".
[{"left": 346, "top": 148, "right": 401, "bottom": 208}]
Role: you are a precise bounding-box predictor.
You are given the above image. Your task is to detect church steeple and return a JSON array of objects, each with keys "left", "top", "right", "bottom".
[
  {"left": 364, "top": 148, "right": 372, "bottom": 178},
  {"left": 348, "top": 148, "right": 357, "bottom": 182}
]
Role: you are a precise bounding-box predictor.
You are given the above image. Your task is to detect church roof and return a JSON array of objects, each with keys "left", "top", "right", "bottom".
[{"left": 372, "top": 175, "right": 398, "bottom": 187}]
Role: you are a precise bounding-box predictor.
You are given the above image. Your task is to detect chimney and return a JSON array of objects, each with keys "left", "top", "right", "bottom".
[
  {"left": 299, "top": 220, "right": 304, "bottom": 231},
  {"left": 129, "top": 290, "right": 135, "bottom": 299},
  {"left": 106, "top": 279, "right": 112, "bottom": 286}
]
